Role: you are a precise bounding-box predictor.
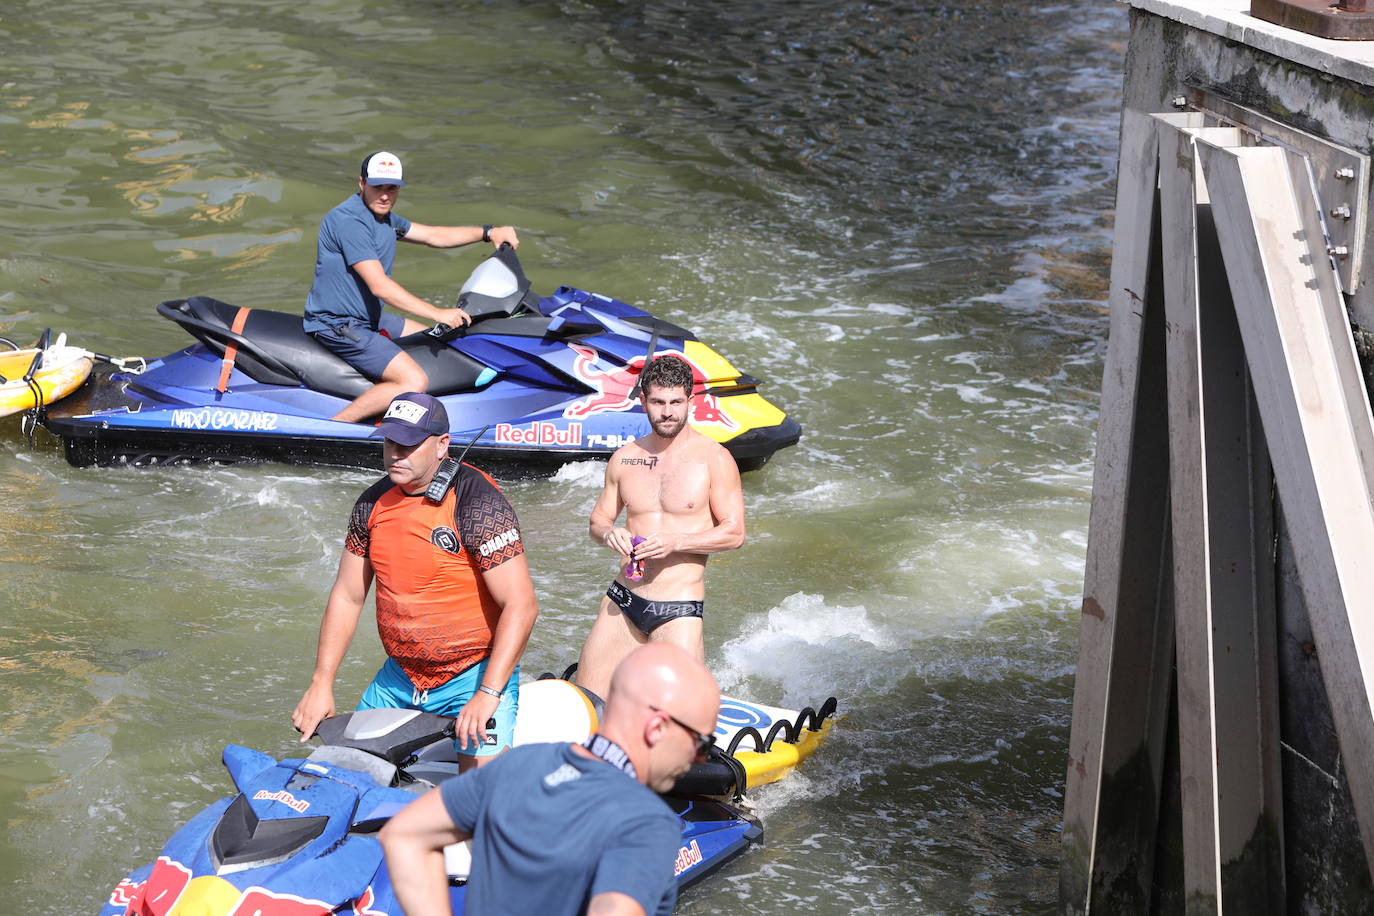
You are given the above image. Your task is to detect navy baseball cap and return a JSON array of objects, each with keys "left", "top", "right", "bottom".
[
  {"left": 372, "top": 393, "right": 448, "bottom": 445},
  {"left": 360, "top": 150, "right": 406, "bottom": 187}
]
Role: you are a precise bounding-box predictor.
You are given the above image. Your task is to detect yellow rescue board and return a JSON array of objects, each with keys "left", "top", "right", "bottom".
[
  {"left": 733, "top": 717, "right": 834, "bottom": 787},
  {"left": 0, "top": 345, "right": 93, "bottom": 418},
  {"left": 715, "top": 695, "right": 837, "bottom": 788},
  {"left": 513, "top": 680, "right": 837, "bottom": 789}
]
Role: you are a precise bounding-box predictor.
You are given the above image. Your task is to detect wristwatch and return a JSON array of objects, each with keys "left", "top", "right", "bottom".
[{"left": 481, "top": 224, "right": 493, "bottom": 244}]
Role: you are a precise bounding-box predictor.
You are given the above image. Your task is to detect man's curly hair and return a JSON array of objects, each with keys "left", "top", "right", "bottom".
[{"left": 638, "top": 353, "right": 695, "bottom": 398}]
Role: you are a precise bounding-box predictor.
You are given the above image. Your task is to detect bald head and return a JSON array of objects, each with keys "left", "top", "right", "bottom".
[
  {"left": 600, "top": 644, "right": 720, "bottom": 792},
  {"left": 607, "top": 643, "right": 718, "bottom": 725}
]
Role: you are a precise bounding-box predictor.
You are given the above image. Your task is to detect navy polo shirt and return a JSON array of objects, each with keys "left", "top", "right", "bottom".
[
  {"left": 303, "top": 193, "right": 412, "bottom": 333},
  {"left": 440, "top": 742, "right": 680, "bottom": 916}
]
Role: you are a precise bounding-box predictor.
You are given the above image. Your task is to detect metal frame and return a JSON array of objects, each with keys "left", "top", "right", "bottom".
[{"left": 1062, "top": 109, "right": 1374, "bottom": 911}]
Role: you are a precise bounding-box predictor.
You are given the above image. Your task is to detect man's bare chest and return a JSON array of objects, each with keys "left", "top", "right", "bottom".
[{"left": 619, "top": 458, "right": 712, "bottom": 517}]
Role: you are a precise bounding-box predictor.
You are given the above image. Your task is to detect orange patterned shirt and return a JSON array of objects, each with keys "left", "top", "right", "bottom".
[{"left": 345, "top": 464, "right": 524, "bottom": 690}]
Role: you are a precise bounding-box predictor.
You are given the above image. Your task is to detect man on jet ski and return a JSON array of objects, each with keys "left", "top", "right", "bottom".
[
  {"left": 291, "top": 392, "right": 539, "bottom": 771},
  {"left": 574, "top": 354, "right": 746, "bottom": 699},
  {"left": 303, "top": 151, "right": 519, "bottom": 423}
]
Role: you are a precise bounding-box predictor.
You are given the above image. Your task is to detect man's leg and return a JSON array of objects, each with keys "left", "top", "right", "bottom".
[
  {"left": 647, "top": 616, "right": 705, "bottom": 663},
  {"left": 575, "top": 595, "right": 648, "bottom": 699},
  {"left": 421, "top": 660, "right": 520, "bottom": 774},
  {"left": 455, "top": 665, "right": 519, "bottom": 774},
  {"left": 332, "top": 348, "right": 428, "bottom": 423}
]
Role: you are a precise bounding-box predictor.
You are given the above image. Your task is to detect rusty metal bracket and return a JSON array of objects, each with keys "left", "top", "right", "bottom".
[{"left": 1251, "top": 0, "right": 1374, "bottom": 40}]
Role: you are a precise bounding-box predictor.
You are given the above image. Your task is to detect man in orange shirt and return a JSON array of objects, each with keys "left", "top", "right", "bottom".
[{"left": 292, "top": 393, "right": 538, "bottom": 770}]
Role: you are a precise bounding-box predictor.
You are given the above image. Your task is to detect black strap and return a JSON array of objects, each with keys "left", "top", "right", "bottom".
[
  {"left": 582, "top": 734, "right": 636, "bottom": 780},
  {"left": 444, "top": 426, "right": 492, "bottom": 520},
  {"left": 451, "top": 462, "right": 466, "bottom": 529}
]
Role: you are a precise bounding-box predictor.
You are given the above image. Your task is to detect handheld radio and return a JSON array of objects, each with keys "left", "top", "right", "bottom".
[
  {"left": 423, "top": 424, "right": 493, "bottom": 503},
  {"left": 424, "top": 458, "right": 460, "bottom": 502}
]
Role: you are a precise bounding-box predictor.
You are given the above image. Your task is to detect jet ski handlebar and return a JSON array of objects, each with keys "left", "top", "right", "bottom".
[{"left": 425, "top": 321, "right": 466, "bottom": 342}]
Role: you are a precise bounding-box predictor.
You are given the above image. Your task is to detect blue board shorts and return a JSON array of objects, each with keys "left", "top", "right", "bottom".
[
  {"left": 311, "top": 312, "right": 407, "bottom": 379},
  {"left": 358, "top": 657, "right": 520, "bottom": 758}
]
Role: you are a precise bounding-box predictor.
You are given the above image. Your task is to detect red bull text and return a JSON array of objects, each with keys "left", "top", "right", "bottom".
[
  {"left": 494, "top": 421, "right": 583, "bottom": 446},
  {"left": 673, "top": 839, "right": 704, "bottom": 876}
]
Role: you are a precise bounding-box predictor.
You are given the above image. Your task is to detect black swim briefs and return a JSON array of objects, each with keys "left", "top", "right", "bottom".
[{"left": 606, "top": 580, "right": 703, "bottom": 636}]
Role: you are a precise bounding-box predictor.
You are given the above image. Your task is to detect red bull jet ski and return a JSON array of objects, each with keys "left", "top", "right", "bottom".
[
  {"left": 99, "top": 679, "right": 768, "bottom": 916},
  {"left": 43, "top": 246, "right": 801, "bottom": 473}
]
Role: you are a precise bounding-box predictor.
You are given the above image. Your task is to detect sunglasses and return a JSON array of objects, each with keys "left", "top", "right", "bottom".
[{"left": 651, "top": 706, "right": 717, "bottom": 757}]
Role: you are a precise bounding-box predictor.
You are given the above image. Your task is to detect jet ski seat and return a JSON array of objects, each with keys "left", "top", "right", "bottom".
[{"left": 157, "top": 297, "right": 495, "bottom": 400}]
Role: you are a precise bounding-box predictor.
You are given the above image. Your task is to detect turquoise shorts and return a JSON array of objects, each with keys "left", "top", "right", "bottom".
[{"left": 357, "top": 657, "right": 519, "bottom": 757}]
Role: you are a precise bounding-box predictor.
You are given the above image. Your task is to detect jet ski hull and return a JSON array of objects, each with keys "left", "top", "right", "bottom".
[
  {"left": 99, "top": 794, "right": 759, "bottom": 916},
  {"left": 43, "top": 249, "right": 802, "bottom": 474},
  {"left": 98, "top": 697, "right": 763, "bottom": 916},
  {"left": 46, "top": 376, "right": 801, "bottom": 474}
]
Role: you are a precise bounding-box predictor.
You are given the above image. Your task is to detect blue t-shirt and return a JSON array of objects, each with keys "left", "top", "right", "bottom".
[
  {"left": 303, "top": 194, "right": 413, "bottom": 333},
  {"left": 440, "top": 742, "right": 680, "bottom": 916}
]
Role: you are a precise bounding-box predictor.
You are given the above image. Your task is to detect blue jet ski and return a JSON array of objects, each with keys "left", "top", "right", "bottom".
[
  {"left": 43, "top": 246, "right": 800, "bottom": 473},
  {"left": 99, "top": 683, "right": 762, "bottom": 916}
]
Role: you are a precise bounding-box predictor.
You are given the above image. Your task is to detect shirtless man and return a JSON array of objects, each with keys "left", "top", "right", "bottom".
[{"left": 574, "top": 354, "right": 746, "bottom": 699}]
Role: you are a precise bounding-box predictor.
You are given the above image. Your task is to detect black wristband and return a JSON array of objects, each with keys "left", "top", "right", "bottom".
[{"left": 482, "top": 224, "right": 493, "bottom": 244}]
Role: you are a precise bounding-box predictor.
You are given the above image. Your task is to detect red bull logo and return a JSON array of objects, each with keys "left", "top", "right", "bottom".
[
  {"left": 565, "top": 345, "right": 737, "bottom": 430},
  {"left": 353, "top": 886, "right": 386, "bottom": 916},
  {"left": 564, "top": 344, "right": 645, "bottom": 419},
  {"left": 114, "top": 859, "right": 343, "bottom": 916},
  {"left": 109, "top": 876, "right": 146, "bottom": 909},
  {"left": 673, "top": 839, "right": 704, "bottom": 876},
  {"left": 229, "top": 888, "right": 333, "bottom": 915},
  {"left": 686, "top": 391, "right": 737, "bottom": 429},
  {"left": 128, "top": 856, "right": 191, "bottom": 915}
]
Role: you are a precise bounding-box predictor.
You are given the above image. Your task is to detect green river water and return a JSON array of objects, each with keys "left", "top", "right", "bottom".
[{"left": 1, "top": 1, "right": 1127, "bottom": 912}]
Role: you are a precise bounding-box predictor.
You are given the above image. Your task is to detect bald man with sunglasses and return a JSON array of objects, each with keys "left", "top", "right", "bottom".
[{"left": 380, "top": 643, "right": 720, "bottom": 916}]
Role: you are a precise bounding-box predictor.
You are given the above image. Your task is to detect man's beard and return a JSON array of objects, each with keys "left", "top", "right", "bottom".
[{"left": 652, "top": 415, "right": 686, "bottom": 438}]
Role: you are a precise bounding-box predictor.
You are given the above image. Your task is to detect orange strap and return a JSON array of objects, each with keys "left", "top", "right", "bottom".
[{"left": 216, "top": 307, "right": 252, "bottom": 393}]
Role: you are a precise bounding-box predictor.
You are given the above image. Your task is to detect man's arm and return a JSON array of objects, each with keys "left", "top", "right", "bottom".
[
  {"left": 351, "top": 258, "right": 470, "bottom": 328},
  {"left": 588, "top": 811, "right": 680, "bottom": 916},
  {"left": 589, "top": 455, "right": 631, "bottom": 556},
  {"left": 451, "top": 554, "right": 540, "bottom": 751},
  {"left": 633, "top": 446, "right": 745, "bottom": 561},
  {"left": 587, "top": 893, "right": 647, "bottom": 916},
  {"left": 403, "top": 223, "right": 519, "bottom": 250},
  {"left": 378, "top": 789, "right": 472, "bottom": 916},
  {"left": 292, "top": 550, "right": 373, "bottom": 741}
]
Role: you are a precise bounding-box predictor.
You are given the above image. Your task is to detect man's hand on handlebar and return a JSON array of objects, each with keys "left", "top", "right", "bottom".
[
  {"left": 487, "top": 226, "right": 519, "bottom": 249},
  {"left": 435, "top": 307, "right": 472, "bottom": 328}
]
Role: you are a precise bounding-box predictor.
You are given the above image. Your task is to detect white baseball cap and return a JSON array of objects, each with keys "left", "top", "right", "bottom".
[{"left": 360, "top": 151, "right": 405, "bottom": 187}]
